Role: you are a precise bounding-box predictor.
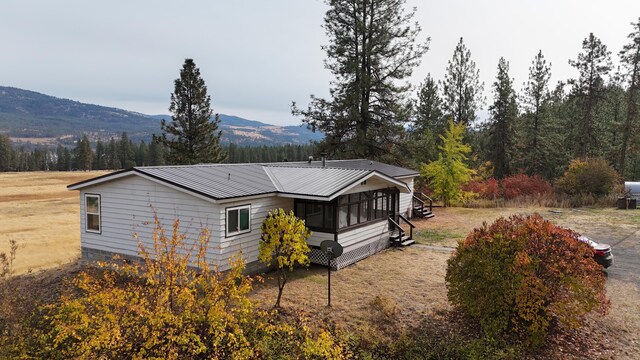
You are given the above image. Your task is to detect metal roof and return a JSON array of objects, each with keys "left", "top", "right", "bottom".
[
  {"left": 265, "top": 166, "right": 370, "bottom": 198},
  {"left": 137, "top": 164, "right": 277, "bottom": 199},
  {"left": 68, "top": 159, "right": 417, "bottom": 201},
  {"left": 274, "top": 159, "right": 419, "bottom": 178}
]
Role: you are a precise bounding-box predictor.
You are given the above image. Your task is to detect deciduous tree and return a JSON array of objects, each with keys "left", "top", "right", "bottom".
[
  {"left": 259, "top": 209, "right": 311, "bottom": 308},
  {"left": 421, "top": 120, "right": 475, "bottom": 206}
]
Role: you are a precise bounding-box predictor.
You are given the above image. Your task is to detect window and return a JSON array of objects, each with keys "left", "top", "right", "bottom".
[
  {"left": 295, "top": 199, "right": 335, "bottom": 232},
  {"left": 85, "top": 194, "right": 101, "bottom": 233},
  {"left": 336, "top": 189, "right": 397, "bottom": 230},
  {"left": 226, "top": 205, "right": 251, "bottom": 236}
]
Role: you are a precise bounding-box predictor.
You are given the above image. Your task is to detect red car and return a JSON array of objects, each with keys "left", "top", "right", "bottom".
[{"left": 578, "top": 235, "right": 614, "bottom": 269}]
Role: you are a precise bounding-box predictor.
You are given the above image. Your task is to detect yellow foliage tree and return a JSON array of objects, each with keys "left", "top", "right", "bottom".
[
  {"left": 421, "top": 119, "right": 476, "bottom": 206},
  {"left": 259, "top": 208, "right": 311, "bottom": 308}
]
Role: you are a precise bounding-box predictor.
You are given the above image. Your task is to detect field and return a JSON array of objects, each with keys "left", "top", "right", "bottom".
[
  {"left": 1, "top": 172, "right": 639, "bottom": 358},
  {"left": 0, "top": 171, "right": 111, "bottom": 274}
]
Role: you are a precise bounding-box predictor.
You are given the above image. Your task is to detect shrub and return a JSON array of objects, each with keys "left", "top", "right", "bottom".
[
  {"left": 41, "top": 212, "right": 344, "bottom": 359},
  {"left": 501, "top": 174, "right": 552, "bottom": 200},
  {"left": 462, "top": 178, "right": 500, "bottom": 199},
  {"left": 446, "top": 214, "right": 609, "bottom": 348},
  {"left": 556, "top": 158, "right": 618, "bottom": 196}
]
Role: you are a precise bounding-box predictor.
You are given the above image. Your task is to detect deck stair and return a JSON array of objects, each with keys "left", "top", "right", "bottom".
[
  {"left": 412, "top": 192, "right": 436, "bottom": 219},
  {"left": 389, "top": 215, "right": 416, "bottom": 247}
]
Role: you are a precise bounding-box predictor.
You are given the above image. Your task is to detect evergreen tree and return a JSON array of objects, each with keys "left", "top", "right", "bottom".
[
  {"left": 568, "top": 33, "right": 612, "bottom": 157},
  {"left": 74, "top": 135, "right": 93, "bottom": 170},
  {"left": 160, "top": 58, "right": 226, "bottom": 165},
  {"left": 442, "top": 37, "right": 484, "bottom": 126},
  {"left": 487, "top": 58, "right": 518, "bottom": 179},
  {"left": 118, "top": 132, "right": 136, "bottom": 168},
  {"left": 0, "top": 134, "right": 12, "bottom": 171},
  {"left": 519, "top": 50, "right": 552, "bottom": 176},
  {"left": 94, "top": 139, "right": 107, "bottom": 170},
  {"left": 409, "top": 74, "right": 445, "bottom": 166},
  {"left": 107, "top": 138, "right": 121, "bottom": 169},
  {"left": 292, "top": 0, "right": 429, "bottom": 161},
  {"left": 619, "top": 18, "right": 640, "bottom": 178},
  {"left": 148, "top": 138, "right": 165, "bottom": 166},
  {"left": 136, "top": 141, "right": 149, "bottom": 166}
]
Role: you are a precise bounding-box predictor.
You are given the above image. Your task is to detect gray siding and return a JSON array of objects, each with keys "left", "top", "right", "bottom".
[
  {"left": 398, "top": 176, "right": 414, "bottom": 217},
  {"left": 338, "top": 219, "right": 390, "bottom": 250},
  {"left": 79, "top": 175, "right": 294, "bottom": 272},
  {"left": 306, "top": 231, "right": 334, "bottom": 247},
  {"left": 80, "top": 175, "right": 223, "bottom": 266},
  {"left": 217, "top": 196, "right": 292, "bottom": 270}
]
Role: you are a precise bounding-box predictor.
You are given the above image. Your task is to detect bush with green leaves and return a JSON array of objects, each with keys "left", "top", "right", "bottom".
[
  {"left": 556, "top": 158, "right": 618, "bottom": 196},
  {"left": 446, "top": 214, "right": 609, "bottom": 348}
]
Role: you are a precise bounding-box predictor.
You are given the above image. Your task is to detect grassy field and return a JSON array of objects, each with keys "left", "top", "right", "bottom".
[{"left": 0, "top": 171, "right": 111, "bottom": 274}]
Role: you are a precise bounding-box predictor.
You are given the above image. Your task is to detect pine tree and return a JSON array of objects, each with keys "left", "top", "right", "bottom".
[
  {"left": 107, "top": 138, "right": 121, "bottom": 169},
  {"left": 409, "top": 74, "right": 445, "bottom": 165},
  {"left": 292, "top": 0, "right": 429, "bottom": 161},
  {"left": 519, "top": 50, "right": 552, "bottom": 176},
  {"left": 94, "top": 139, "right": 107, "bottom": 170},
  {"left": 568, "top": 33, "right": 612, "bottom": 157},
  {"left": 442, "top": 37, "right": 484, "bottom": 126},
  {"left": 148, "top": 137, "right": 165, "bottom": 166},
  {"left": 0, "top": 134, "right": 13, "bottom": 171},
  {"left": 487, "top": 58, "right": 518, "bottom": 179},
  {"left": 74, "top": 135, "right": 93, "bottom": 170},
  {"left": 619, "top": 18, "right": 640, "bottom": 178},
  {"left": 160, "top": 58, "right": 226, "bottom": 165}
]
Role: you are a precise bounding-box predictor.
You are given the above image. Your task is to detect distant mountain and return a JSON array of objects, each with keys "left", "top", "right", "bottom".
[
  {"left": 150, "top": 114, "right": 322, "bottom": 146},
  {"left": 0, "top": 86, "right": 322, "bottom": 146}
]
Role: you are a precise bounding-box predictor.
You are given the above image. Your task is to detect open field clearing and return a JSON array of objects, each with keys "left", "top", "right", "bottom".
[{"left": 0, "top": 171, "right": 111, "bottom": 274}]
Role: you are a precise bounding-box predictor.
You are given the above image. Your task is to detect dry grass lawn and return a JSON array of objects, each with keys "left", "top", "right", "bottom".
[
  {"left": 0, "top": 171, "right": 111, "bottom": 274},
  {"left": 251, "top": 247, "right": 452, "bottom": 330}
]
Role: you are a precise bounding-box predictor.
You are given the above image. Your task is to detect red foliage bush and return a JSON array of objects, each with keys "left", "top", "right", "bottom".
[
  {"left": 461, "top": 178, "right": 500, "bottom": 199},
  {"left": 501, "top": 174, "right": 552, "bottom": 200},
  {"left": 446, "top": 214, "right": 609, "bottom": 348}
]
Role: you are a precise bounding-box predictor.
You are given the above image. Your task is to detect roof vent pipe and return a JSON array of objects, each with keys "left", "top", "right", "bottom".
[
  {"left": 308, "top": 156, "right": 313, "bottom": 164},
  {"left": 320, "top": 152, "right": 327, "bottom": 168}
]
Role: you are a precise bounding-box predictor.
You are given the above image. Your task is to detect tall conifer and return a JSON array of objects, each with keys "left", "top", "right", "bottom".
[{"left": 160, "top": 59, "right": 225, "bottom": 165}]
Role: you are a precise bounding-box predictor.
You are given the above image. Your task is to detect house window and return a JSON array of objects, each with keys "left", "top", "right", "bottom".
[
  {"left": 337, "top": 189, "right": 396, "bottom": 230},
  {"left": 226, "top": 205, "right": 251, "bottom": 236},
  {"left": 85, "top": 194, "right": 101, "bottom": 233},
  {"left": 295, "top": 200, "right": 334, "bottom": 233}
]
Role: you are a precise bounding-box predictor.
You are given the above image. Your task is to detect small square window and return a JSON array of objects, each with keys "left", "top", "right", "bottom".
[{"left": 226, "top": 205, "right": 251, "bottom": 236}]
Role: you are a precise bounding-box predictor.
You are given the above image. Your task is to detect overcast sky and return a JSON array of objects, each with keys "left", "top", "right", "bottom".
[{"left": 2, "top": 1, "right": 639, "bottom": 126}]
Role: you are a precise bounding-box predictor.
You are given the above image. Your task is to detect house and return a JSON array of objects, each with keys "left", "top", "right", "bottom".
[{"left": 67, "top": 159, "right": 429, "bottom": 272}]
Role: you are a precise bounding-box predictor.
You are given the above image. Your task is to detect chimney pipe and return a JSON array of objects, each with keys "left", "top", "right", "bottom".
[{"left": 320, "top": 152, "right": 327, "bottom": 167}]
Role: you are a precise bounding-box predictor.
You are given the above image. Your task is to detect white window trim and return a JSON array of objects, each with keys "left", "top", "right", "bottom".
[
  {"left": 225, "top": 204, "right": 251, "bottom": 237},
  {"left": 85, "top": 193, "right": 101, "bottom": 234}
]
